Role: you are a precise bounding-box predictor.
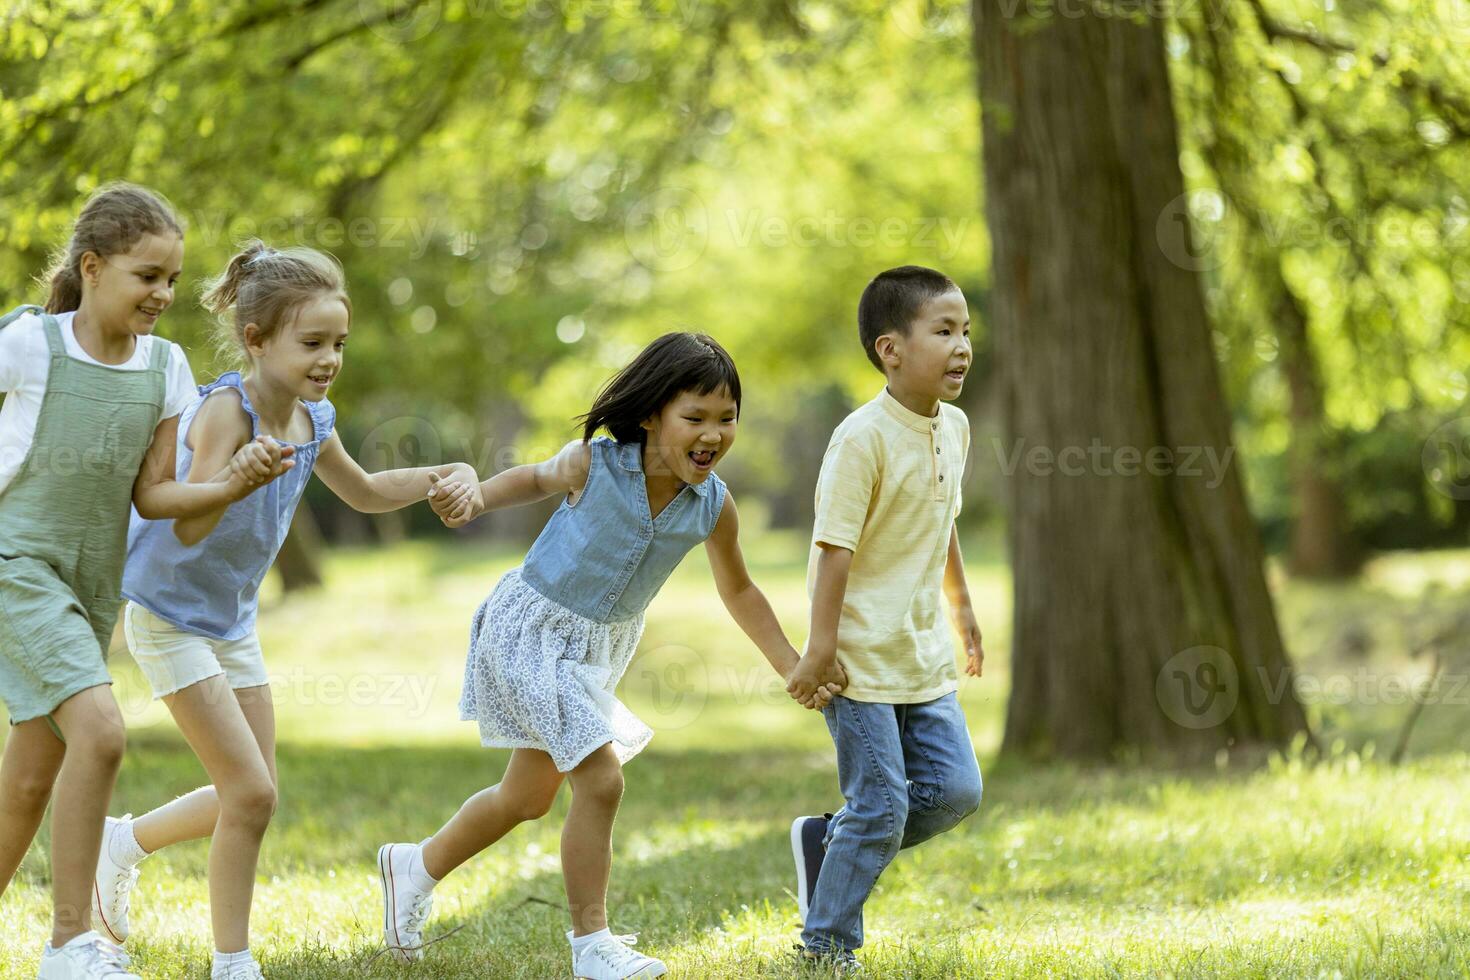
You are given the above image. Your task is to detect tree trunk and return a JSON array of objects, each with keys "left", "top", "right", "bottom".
[
  {"left": 1273, "top": 263, "right": 1361, "bottom": 578},
  {"left": 274, "top": 505, "right": 324, "bottom": 593},
  {"left": 974, "top": 1, "right": 1311, "bottom": 760}
]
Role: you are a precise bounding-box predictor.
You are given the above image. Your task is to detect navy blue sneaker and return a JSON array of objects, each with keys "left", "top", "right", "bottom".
[{"left": 791, "top": 814, "right": 830, "bottom": 924}]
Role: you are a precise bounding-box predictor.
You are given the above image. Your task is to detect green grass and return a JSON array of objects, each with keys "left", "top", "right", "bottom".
[{"left": 4, "top": 539, "right": 1469, "bottom": 978}]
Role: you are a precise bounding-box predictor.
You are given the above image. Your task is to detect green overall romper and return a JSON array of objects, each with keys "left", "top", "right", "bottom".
[{"left": 0, "top": 306, "right": 166, "bottom": 726}]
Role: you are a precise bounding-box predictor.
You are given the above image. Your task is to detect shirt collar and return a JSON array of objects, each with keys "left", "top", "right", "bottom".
[
  {"left": 878, "top": 387, "right": 943, "bottom": 434},
  {"left": 613, "top": 439, "right": 710, "bottom": 497}
]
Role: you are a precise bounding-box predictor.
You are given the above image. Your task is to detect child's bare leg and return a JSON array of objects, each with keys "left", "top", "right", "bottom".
[
  {"left": 49, "top": 685, "right": 128, "bottom": 947},
  {"left": 0, "top": 717, "right": 67, "bottom": 898},
  {"left": 420, "top": 748, "right": 564, "bottom": 879},
  {"left": 131, "top": 683, "right": 278, "bottom": 853},
  {"left": 157, "top": 675, "right": 275, "bottom": 953},
  {"left": 561, "top": 743, "right": 622, "bottom": 937}
]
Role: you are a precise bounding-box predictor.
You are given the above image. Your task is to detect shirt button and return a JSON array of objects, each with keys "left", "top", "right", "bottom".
[
  {"left": 931, "top": 422, "right": 938, "bottom": 431},
  {"left": 607, "top": 592, "right": 618, "bottom": 601},
  {"left": 939, "top": 475, "right": 945, "bottom": 482},
  {"left": 935, "top": 446, "right": 942, "bottom": 455}
]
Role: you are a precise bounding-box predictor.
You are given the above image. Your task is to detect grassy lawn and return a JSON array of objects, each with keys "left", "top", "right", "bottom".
[{"left": 3, "top": 535, "right": 1468, "bottom": 978}]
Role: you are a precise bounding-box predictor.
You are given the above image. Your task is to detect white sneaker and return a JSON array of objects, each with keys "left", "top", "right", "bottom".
[
  {"left": 210, "top": 960, "right": 264, "bottom": 980},
  {"left": 377, "top": 842, "right": 434, "bottom": 963},
  {"left": 569, "top": 932, "right": 667, "bottom": 980},
  {"left": 36, "top": 932, "right": 141, "bottom": 979},
  {"left": 93, "top": 816, "right": 142, "bottom": 944}
]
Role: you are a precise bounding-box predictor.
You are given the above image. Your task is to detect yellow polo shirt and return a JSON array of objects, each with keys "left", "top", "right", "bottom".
[{"left": 807, "top": 388, "right": 969, "bottom": 704}]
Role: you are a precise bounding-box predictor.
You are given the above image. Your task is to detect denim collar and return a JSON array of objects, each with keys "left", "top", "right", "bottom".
[{"left": 613, "top": 438, "right": 710, "bottom": 498}]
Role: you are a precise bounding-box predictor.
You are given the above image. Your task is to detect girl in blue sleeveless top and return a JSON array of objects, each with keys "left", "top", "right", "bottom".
[
  {"left": 96, "top": 241, "right": 480, "bottom": 980},
  {"left": 376, "top": 333, "right": 843, "bottom": 980}
]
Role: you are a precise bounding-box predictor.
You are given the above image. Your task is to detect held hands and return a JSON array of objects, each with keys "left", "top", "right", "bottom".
[
  {"left": 228, "top": 436, "right": 295, "bottom": 498},
  {"left": 427, "top": 470, "right": 484, "bottom": 528},
  {"left": 952, "top": 604, "right": 985, "bottom": 677},
  {"left": 786, "top": 653, "right": 848, "bottom": 710}
]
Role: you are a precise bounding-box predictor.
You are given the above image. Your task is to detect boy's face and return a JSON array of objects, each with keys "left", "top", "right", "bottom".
[{"left": 881, "top": 288, "right": 972, "bottom": 401}]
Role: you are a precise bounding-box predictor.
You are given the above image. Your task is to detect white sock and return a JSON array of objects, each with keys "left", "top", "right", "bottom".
[
  {"left": 108, "top": 817, "right": 149, "bottom": 867},
  {"left": 49, "top": 932, "right": 99, "bottom": 954},
  {"left": 408, "top": 840, "right": 439, "bottom": 892},
  {"left": 569, "top": 928, "right": 611, "bottom": 955},
  {"left": 212, "top": 949, "right": 255, "bottom": 974}
]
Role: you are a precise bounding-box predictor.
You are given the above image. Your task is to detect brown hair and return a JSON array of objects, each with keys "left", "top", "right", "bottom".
[
  {"left": 200, "top": 240, "right": 351, "bottom": 368},
  {"left": 41, "top": 182, "right": 184, "bottom": 314}
]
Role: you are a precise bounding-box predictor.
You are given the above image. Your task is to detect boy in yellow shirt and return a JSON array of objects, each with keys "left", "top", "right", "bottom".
[{"left": 787, "top": 265, "right": 985, "bottom": 971}]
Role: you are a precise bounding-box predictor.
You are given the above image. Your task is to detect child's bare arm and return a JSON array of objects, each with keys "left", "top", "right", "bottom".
[
  {"left": 943, "top": 525, "right": 984, "bottom": 677},
  {"left": 313, "top": 431, "right": 478, "bottom": 514},
  {"left": 426, "top": 440, "right": 592, "bottom": 527},
  {"left": 704, "top": 493, "right": 838, "bottom": 709},
  {"left": 788, "top": 542, "right": 853, "bottom": 703}
]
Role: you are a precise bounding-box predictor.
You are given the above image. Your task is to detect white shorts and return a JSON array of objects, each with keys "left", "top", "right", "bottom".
[{"left": 123, "top": 602, "right": 269, "bottom": 699}]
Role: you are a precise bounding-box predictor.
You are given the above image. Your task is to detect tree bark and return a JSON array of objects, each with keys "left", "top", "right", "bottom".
[
  {"left": 973, "top": 0, "right": 1311, "bottom": 760},
  {"left": 1273, "top": 261, "right": 1361, "bottom": 578},
  {"left": 274, "top": 504, "right": 324, "bottom": 593}
]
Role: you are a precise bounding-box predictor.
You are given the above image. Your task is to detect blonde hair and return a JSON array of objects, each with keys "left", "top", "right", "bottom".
[
  {"left": 41, "top": 182, "right": 183, "bottom": 314},
  {"left": 200, "top": 240, "right": 351, "bottom": 367}
]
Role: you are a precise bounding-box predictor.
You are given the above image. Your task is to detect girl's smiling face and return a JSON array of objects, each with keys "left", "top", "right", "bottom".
[
  {"left": 641, "top": 387, "right": 739, "bottom": 485},
  {"left": 81, "top": 232, "right": 183, "bottom": 336},
  {"left": 246, "top": 293, "right": 351, "bottom": 403}
]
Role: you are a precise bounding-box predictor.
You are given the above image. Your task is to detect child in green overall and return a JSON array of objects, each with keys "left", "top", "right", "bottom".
[{"left": 0, "top": 184, "right": 293, "bottom": 980}]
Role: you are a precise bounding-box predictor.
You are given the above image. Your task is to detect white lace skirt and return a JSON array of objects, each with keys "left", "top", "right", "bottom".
[{"left": 458, "top": 566, "right": 651, "bottom": 772}]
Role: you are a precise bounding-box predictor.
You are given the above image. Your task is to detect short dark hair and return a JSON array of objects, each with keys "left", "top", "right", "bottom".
[
  {"left": 857, "top": 265, "right": 960, "bottom": 372},
  {"left": 580, "top": 332, "right": 742, "bottom": 444}
]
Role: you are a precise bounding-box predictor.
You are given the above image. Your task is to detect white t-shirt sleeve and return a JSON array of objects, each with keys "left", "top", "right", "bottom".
[
  {"left": 160, "top": 341, "right": 198, "bottom": 419},
  {"left": 0, "top": 314, "right": 47, "bottom": 394}
]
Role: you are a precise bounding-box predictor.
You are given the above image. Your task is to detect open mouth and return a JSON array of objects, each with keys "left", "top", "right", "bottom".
[
  {"left": 137, "top": 306, "right": 163, "bottom": 321},
  {"left": 945, "top": 367, "right": 968, "bottom": 383},
  {"left": 308, "top": 374, "right": 333, "bottom": 389},
  {"left": 688, "top": 448, "right": 717, "bottom": 471}
]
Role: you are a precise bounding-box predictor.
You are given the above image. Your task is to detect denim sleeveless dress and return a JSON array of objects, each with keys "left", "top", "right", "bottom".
[{"left": 459, "top": 436, "right": 727, "bottom": 771}]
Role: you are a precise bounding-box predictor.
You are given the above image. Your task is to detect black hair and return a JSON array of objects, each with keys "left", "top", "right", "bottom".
[
  {"left": 579, "top": 332, "right": 742, "bottom": 444},
  {"left": 857, "top": 265, "right": 961, "bottom": 372}
]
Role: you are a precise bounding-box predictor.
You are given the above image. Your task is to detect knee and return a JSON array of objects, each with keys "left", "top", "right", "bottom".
[
  {"left": 509, "top": 788, "right": 558, "bottom": 823},
  {"left": 69, "top": 723, "right": 127, "bottom": 772},
  {"left": 1, "top": 769, "right": 57, "bottom": 816},
  {"left": 947, "top": 772, "right": 983, "bottom": 821},
  {"left": 223, "top": 779, "right": 278, "bottom": 831},
  {"left": 573, "top": 763, "right": 624, "bottom": 810}
]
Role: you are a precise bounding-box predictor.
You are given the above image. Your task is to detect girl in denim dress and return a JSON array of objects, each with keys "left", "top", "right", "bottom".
[{"left": 376, "top": 333, "right": 842, "bottom": 980}]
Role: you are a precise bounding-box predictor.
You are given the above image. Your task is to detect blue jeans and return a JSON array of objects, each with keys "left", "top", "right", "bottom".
[{"left": 802, "top": 692, "right": 983, "bottom": 954}]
